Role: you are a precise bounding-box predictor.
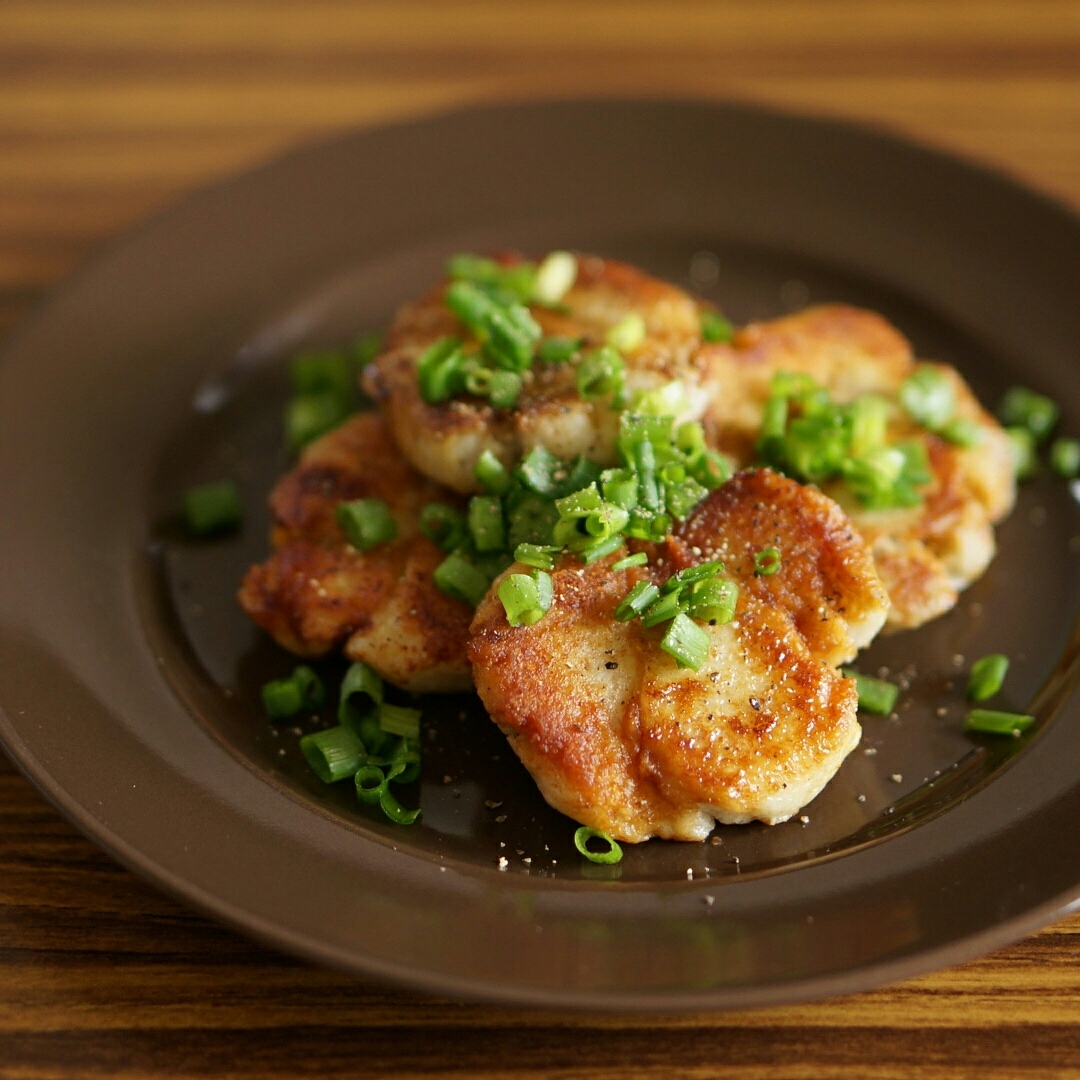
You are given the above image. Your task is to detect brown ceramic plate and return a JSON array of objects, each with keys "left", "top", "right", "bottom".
[{"left": 2, "top": 100, "right": 1080, "bottom": 1010}]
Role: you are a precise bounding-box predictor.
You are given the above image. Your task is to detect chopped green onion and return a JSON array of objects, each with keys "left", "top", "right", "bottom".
[
  {"left": 336, "top": 497, "right": 397, "bottom": 551},
  {"left": 285, "top": 392, "right": 352, "bottom": 451},
  {"left": 532, "top": 251, "right": 578, "bottom": 304},
  {"left": 1050, "top": 437, "right": 1080, "bottom": 479},
  {"left": 513, "top": 542, "right": 559, "bottom": 570},
  {"left": 967, "top": 653, "right": 1010, "bottom": 702},
  {"left": 468, "top": 494, "right": 506, "bottom": 552},
  {"left": 433, "top": 550, "right": 493, "bottom": 607},
  {"left": 261, "top": 664, "right": 325, "bottom": 720},
  {"left": 517, "top": 444, "right": 563, "bottom": 495},
  {"left": 474, "top": 449, "right": 511, "bottom": 494},
  {"left": 606, "top": 312, "right": 646, "bottom": 352},
  {"left": 506, "top": 491, "right": 560, "bottom": 549},
  {"left": 642, "top": 589, "right": 686, "bottom": 628},
  {"left": 419, "top": 502, "right": 468, "bottom": 552},
  {"left": 446, "top": 252, "right": 504, "bottom": 285},
  {"left": 754, "top": 546, "right": 782, "bottom": 576},
  {"left": 337, "top": 661, "right": 384, "bottom": 730},
  {"left": 662, "top": 560, "right": 725, "bottom": 592},
  {"left": 894, "top": 438, "right": 933, "bottom": 487},
  {"left": 997, "top": 386, "right": 1059, "bottom": 443},
  {"left": 377, "top": 782, "right": 423, "bottom": 825},
  {"left": 691, "top": 448, "right": 733, "bottom": 489},
  {"left": 899, "top": 364, "right": 956, "bottom": 431},
  {"left": 843, "top": 670, "right": 899, "bottom": 715},
  {"left": 632, "top": 380, "right": 691, "bottom": 418},
  {"left": 965, "top": 709, "right": 1035, "bottom": 735},
  {"left": 576, "top": 346, "right": 625, "bottom": 400},
  {"left": 601, "top": 467, "right": 639, "bottom": 510},
  {"left": 555, "top": 483, "right": 603, "bottom": 520},
  {"left": 498, "top": 570, "right": 553, "bottom": 626},
  {"left": 700, "top": 310, "right": 734, "bottom": 343},
  {"left": 261, "top": 678, "right": 303, "bottom": 720},
  {"left": 416, "top": 337, "right": 466, "bottom": 404},
  {"left": 848, "top": 395, "right": 890, "bottom": 455},
  {"left": 938, "top": 415, "right": 984, "bottom": 448},
  {"left": 578, "top": 533, "right": 626, "bottom": 565},
  {"left": 445, "top": 280, "right": 540, "bottom": 372},
  {"left": 486, "top": 369, "right": 523, "bottom": 408},
  {"left": 574, "top": 826, "right": 623, "bottom": 864},
  {"left": 840, "top": 446, "right": 908, "bottom": 508},
  {"left": 299, "top": 725, "right": 365, "bottom": 783},
  {"left": 660, "top": 612, "right": 711, "bottom": 670},
  {"left": 354, "top": 762, "right": 421, "bottom": 825},
  {"left": 1005, "top": 426, "right": 1038, "bottom": 480},
  {"left": 771, "top": 369, "right": 820, "bottom": 400},
  {"left": 686, "top": 576, "right": 738, "bottom": 624},
  {"left": 615, "top": 580, "right": 661, "bottom": 621},
  {"left": 611, "top": 552, "right": 648, "bottom": 572},
  {"left": 184, "top": 480, "right": 243, "bottom": 536},
  {"left": 665, "top": 477, "right": 709, "bottom": 520},
  {"left": 379, "top": 703, "right": 422, "bottom": 739},
  {"left": 584, "top": 501, "right": 631, "bottom": 540},
  {"left": 354, "top": 763, "right": 387, "bottom": 803},
  {"left": 537, "top": 336, "right": 582, "bottom": 364}
]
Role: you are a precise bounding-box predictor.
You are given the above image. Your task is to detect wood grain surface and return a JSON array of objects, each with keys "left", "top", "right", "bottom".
[{"left": 4, "top": 3, "right": 1080, "bottom": 1076}]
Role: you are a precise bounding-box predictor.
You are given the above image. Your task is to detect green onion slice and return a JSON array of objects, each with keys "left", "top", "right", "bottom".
[
  {"left": 433, "top": 550, "right": 496, "bottom": 608},
  {"left": 260, "top": 664, "right": 325, "bottom": 721},
  {"left": 898, "top": 364, "right": 956, "bottom": 431},
  {"left": 686, "top": 577, "right": 739, "bottom": 624},
  {"left": 300, "top": 725, "right": 365, "bottom": 784},
  {"left": 700, "top": 310, "right": 734, "bottom": 343},
  {"left": 843, "top": 670, "right": 899, "bottom": 715},
  {"left": 754, "top": 546, "right": 782, "bottom": 576},
  {"left": 615, "top": 580, "right": 661, "bottom": 622},
  {"left": 532, "top": 251, "right": 578, "bottom": 304},
  {"left": 605, "top": 312, "right": 646, "bottom": 352},
  {"left": 1050, "top": 437, "right": 1080, "bottom": 479},
  {"left": 1005, "top": 426, "right": 1038, "bottom": 480},
  {"left": 337, "top": 661, "right": 384, "bottom": 731},
  {"left": 576, "top": 346, "right": 625, "bottom": 400},
  {"left": 419, "top": 502, "right": 468, "bottom": 552},
  {"left": 498, "top": 570, "right": 553, "bottom": 627},
  {"left": 537, "top": 335, "right": 582, "bottom": 364},
  {"left": 379, "top": 703, "right": 422, "bottom": 740},
  {"left": 965, "top": 709, "right": 1035, "bottom": 735},
  {"left": 574, "top": 826, "right": 624, "bottom": 864},
  {"left": 184, "top": 480, "right": 243, "bottom": 536},
  {"left": 997, "top": 386, "right": 1059, "bottom": 443},
  {"left": 966, "top": 653, "right": 1009, "bottom": 702},
  {"left": 513, "top": 542, "right": 559, "bottom": 570},
  {"left": 611, "top": 552, "right": 648, "bottom": 572},
  {"left": 660, "top": 612, "right": 711, "bottom": 670},
  {"left": 336, "top": 497, "right": 397, "bottom": 551},
  {"left": 467, "top": 494, "right": 506, "bottom": 553}
]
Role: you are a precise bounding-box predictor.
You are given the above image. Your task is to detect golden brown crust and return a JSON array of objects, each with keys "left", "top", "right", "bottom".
[
  {"left": 237, "top": 412, "right": 474, "bottom": 692},
  {"left": 468, "top": 470, "right": 887, "bottom": 841},
  {"left": 363, "top": 253, "right": 711, "bottom": 493},
  {"left": 700, "top": 306, "right": 1016, "bottom": 631}
]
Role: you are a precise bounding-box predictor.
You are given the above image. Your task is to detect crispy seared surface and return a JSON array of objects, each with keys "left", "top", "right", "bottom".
[
  {"left": 363, "top": 254, "right": 713, "bottom": 493},
  {"left": 468, "top": 470, "right": 889, "bottom": 842},
  {"left": 238, "top": 412, "right": 473, "bottom": 692},
  {"left": 701, "top": 305, "right": 1016, "bottom": 630}
]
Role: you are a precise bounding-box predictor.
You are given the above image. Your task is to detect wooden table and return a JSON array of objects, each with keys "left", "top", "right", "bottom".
[{"left": 4, "top": 3, "right": 1080, "bottom": 1075}]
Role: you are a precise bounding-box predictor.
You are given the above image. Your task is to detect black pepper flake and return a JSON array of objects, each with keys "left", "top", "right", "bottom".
[
  {"left": 605, "top": 661, "right": 619, "bottom": 670},
  {"left": 749, "top": 697, "right": 761, "bottom": 711}
]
